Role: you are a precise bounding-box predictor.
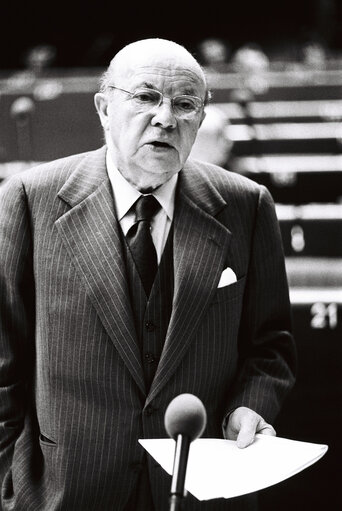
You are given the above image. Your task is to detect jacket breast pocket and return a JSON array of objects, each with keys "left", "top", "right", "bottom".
[
  {"left": 39, "top": 432, "right": 57, "bottom": 447},
  {"left": 211, "top": 275, "right": 246, "bottom": 304}
]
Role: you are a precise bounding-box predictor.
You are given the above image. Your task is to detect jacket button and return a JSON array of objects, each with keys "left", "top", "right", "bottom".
[
  {"left": 144, "top": 352, "right": 156, "bottom": 364},
  {"left": 145, "top": 320, "right": 156, "bottom": 332},
  {"left": 144, "top": 405, "right": 156, "bottom": 416},
  {"left": 130, "top": 462, "right": 143, "bottom": 474}
]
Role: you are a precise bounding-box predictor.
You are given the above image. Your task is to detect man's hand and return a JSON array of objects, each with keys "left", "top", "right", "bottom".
[{"left": 224, "top": 406, "right": 276, "bottom": 448}]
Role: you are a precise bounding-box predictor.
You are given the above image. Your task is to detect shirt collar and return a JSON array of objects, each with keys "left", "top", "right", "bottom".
[{"left": 106, "top": 149, "right": 178, "bottom": 221}]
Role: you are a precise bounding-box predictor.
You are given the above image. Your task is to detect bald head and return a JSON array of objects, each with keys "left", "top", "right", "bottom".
[
  {"left": 100, "top": 38, "right": 209, "bottom": 101},
  {"left": 94, "top": 37, "right": 209, "bottom": 192}
]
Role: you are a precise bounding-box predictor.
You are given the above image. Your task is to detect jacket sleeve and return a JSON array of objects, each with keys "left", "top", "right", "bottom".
[
  {"left": 226, "top": 185, "right": 297, "bottom": 424},
  {"left": 0, "top": 177, "right": 35, "bottom": 489}
]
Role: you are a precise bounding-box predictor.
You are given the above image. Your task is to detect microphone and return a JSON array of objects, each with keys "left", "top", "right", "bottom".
[
  {"left": 164, "top": 394, "right": 207, "bottom": 511},
  {"left": 10, "top": 97, "right": 35, "bottom": 161}
]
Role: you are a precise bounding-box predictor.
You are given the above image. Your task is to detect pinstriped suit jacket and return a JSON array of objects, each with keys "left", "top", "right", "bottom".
[{"left": 0, "top": 146, "right": 296, "bottom": 510}]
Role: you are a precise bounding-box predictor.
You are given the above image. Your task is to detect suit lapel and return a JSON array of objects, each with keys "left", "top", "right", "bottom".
[
  {"left": 55, "top": 148, "right": 145, "bottom": 395},
  {"left": 147, "top": 161, "right": 232, "bottom": 403}
]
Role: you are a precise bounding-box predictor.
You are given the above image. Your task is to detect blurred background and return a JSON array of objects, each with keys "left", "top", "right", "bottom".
[{"left": 0, "top": 1, "right": 341, "bottom": 509}]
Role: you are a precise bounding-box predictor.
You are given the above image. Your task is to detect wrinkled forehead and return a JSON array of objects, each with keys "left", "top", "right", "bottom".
[{"left": 110, "top": 43, "right": 207, "bottom": 96}]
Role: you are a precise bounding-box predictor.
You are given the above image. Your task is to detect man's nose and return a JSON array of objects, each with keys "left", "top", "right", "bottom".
[{"left": 150, "top": 99, "right": 177, "bottom": 129}]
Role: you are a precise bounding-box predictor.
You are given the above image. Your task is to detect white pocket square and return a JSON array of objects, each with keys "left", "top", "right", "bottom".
[{"left": 217, "top": 267, "right": 237, "bottom": 288}]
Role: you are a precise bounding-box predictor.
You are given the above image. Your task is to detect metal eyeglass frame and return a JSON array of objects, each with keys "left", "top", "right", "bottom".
[{"left": 107, "top": 86, "right": 204, "bottom": 116}]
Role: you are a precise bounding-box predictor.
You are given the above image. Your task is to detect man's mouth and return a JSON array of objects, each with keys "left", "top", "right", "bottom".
[{"left": 148, "top": 141, "right": 174, "bottom": 149}]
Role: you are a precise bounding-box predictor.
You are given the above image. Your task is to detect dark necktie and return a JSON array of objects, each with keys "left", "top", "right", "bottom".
[{"left": 126, "top": 195, "right": 160, "bottom": 296}]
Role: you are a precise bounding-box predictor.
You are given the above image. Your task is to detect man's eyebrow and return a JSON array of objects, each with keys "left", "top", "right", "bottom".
[
  {"left": 135, "top": 82, "right": 198, "bottom": 96},
  {"left": 135, "top": 82, "right": 156, "bottom": 89},
  {"left": 181, "top": 87, "right": 197, "bottom": 96}
]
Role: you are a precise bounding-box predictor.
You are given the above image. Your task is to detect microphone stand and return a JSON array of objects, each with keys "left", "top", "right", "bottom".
[
  {"left": 165, "top": 393, "right": 207, "bottom": 511},
  {"left": 10, "top": 97, "right": 35, "bottom": 161},
  {"left": 169, "top": 434, "right": 190, "bottom": 511}
]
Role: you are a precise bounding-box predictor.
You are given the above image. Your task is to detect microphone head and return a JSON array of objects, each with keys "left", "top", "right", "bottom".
[
  {"left": 10, "top": 97, "right": 35, "bottom": 119},
  {"left": 164, "top": 393, "right": 207, "bottom": 441}
]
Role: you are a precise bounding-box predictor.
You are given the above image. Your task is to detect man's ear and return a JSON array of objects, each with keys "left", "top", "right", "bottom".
[
  {"left": 199, "top": 109, "right": 206, "bottom": 129},
  {"left": 94, "top": 93, "right": 109, "bottom": 130}
]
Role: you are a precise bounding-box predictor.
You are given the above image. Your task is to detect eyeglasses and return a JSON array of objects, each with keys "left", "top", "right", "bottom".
[{"left": 107, "top": 86, "right": 204, "bottom": 119}]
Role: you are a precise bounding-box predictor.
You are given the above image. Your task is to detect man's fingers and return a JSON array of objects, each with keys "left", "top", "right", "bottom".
[
  {"left": 236, "top": 420, "right": 258, "bottom": 448},
  {"left": 257, "top": 420, "right": 276, "bottom": 436},
  {"left": 236, "top": 419, "right": 275, "bottom": 447},
  {"left": 225, "top": 407, "right": 276, "bottom": 449}
]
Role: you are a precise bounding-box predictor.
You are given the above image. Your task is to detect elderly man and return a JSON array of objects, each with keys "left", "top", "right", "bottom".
[{"left": 0, "top": 39, "right": 296, "bottom": 510}]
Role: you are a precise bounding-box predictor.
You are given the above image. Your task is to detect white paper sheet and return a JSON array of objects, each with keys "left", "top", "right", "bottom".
[{"left": 139, "top": 435, "right": 328, "bottom": 500}]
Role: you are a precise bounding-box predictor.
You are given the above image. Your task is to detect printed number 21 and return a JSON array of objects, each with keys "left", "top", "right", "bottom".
[{"left": 310, "top": 302, "right": 338, "bottom": 329}]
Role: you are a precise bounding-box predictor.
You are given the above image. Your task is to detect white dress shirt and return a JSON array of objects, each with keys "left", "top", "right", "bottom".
[{"left": 106, "top": 150, "right": 178, "bottom": 263}]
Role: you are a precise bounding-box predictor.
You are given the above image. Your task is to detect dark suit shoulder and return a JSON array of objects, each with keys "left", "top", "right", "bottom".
[
  {"left": 0, "top": 147, "right": 107, "bottom": 221},
  {"left": 20, "top": 148, "right": 105, "bottom": 190},
  {"left": 184, "top": 158, "right": 264, "bottom": 201}
]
